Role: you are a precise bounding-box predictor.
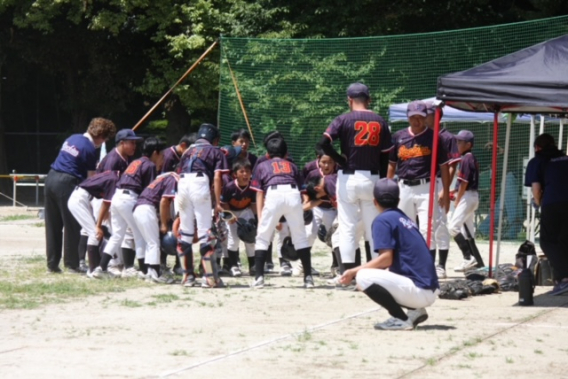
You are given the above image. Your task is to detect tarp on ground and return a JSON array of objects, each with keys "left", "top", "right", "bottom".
[{"left": 436, "top": 34, "right": 568, "bottom": 115}]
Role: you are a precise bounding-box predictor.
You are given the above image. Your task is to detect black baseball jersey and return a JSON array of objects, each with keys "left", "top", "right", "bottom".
[
  {"left": 324, "top": 110, "right": 393, "bottom": 171},
  {"left": 117, "top": 156, "right": 157, "bottom": 195},
  {"left": 161, "top": 146, "right": 181, "bottom": 174},
  {"left": 136, "top": 173, "right": 178, "bottom": 209},
  {"left": 455, "top": 152, "right": 479, "bottom": 191},
  {"left": 179, "top": 139, "right": 229, "bottom": 183},
  {"left": 221, "top": 180, "right": 256, "bottom": 211},
  {"left": 389, "top": 127, "right": 450, "bottom": 180},
  {"left": 96, "top": 148, "right": 130, "bottom": 174},
  {"left": 78, "top": 170, "right": 120, "bottom": 202},
  {"left": 251, "top": 158, "right": 303, "bottom": 193},
  {"left": 439, "top": 128, "right": 461, "bottom": 165}
]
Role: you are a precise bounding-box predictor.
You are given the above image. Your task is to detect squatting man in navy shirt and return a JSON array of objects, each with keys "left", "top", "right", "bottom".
[{"left": 339, "top": 178, "right": 439, "bottom": 331}]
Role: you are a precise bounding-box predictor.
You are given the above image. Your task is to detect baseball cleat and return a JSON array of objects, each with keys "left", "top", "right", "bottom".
[
  {"left": 374, "top": 317, "right": 414, "bottom": 331},
  {"left": 230, "top": 266, "right": 243, "bottom": 277},
  {"left": 121, "top": 267, "right": 138, "bottom": 278},
  {"left": 91, "top": 267, "right": 116, "bottom": 280},
  {"left": 407, "top": 308, "right": 428, "bottom": 327},
  {"left": 182, "top": 274, "right": 196, "bottom": 287},
  {"left": 280, "top": 262, "right": 293, "bottom": 277},
  {"left": 251, "top": 276, "right": 265, "bottom": 289},
  {"left": 304, "top": 275, "right": 315, "bottom": 289}
]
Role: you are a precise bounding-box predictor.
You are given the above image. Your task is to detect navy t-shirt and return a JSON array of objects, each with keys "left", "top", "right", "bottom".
[
  {"left": 542, "top": 156, "right": 568, "bottom": 206},
  {"left": 51, "top": 134, "right": 97, "bottom": 180},
  {"left": 371, "top": 208, "right": 439, "bottom": 291}
]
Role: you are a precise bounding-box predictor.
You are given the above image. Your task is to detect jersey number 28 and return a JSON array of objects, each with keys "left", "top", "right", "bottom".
[{"left": 354, "top": 121, "right": 381, "bottom": 146}]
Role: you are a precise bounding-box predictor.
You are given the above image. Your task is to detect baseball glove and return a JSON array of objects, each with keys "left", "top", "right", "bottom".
[
  {"left": 303, "top": 209, "right": 314, "bottom": 225},
  {"left": 160, "top": 231, "right": 178, "bottom": 256},
  {"left": 237, "top": 218, "right": 257, "bottom": 244},
  {"left": 317, "top": 224, "right": 327, "bottom": 243}
]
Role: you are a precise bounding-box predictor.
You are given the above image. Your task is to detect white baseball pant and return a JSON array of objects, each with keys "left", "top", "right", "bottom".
[
  {"left": 255, "top": 185, "right": 308, "bottom": 251},
  {"left": 227, "top": 208, "right": 255, "bottom": 257},
  {"left": 103, "top": 190, "right": 146, "bottom": 259},
  {"left": 434, "top": 178, "right": 450, "bottom": 250},
  {"left": 133, "top": 204, "right": 161, "bottom": 265},
  {"left": 88, "top": 196, "right": 124, "bottom": 266},
  {"left": 68, "top": 188, "right": 99, "bottom": 246},
  {"left": 305, "top": 207, "right": 337, "bottom": 247},
  {"left": 448, "top": 190, "right": 479, "bottom": 238},
  {"left": 331, "top": 218, "right": 365, "bottom": 251},
  {"left": 176, "top": 173, "right": 212, "bottom": 245},
  {"left": 357, "top": 269, "right": 438, "bottom": 309},
  {"left": 398, "top": 181, "right": 439, "bottom": 248},
  {"left": 337, "top": 170, "right": 379, "bottom": 263}
]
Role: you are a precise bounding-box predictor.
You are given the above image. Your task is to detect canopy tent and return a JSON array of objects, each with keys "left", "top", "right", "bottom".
[
  {"left": 433, "top": 34, "right": 568, "bottom": 276},
  {"left": 388, "top": 98, "right": 559, "bottom": 124}
]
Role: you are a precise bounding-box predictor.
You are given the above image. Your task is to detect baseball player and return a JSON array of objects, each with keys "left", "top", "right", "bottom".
[
  {"left": 176, "top": 123, "right": 229, "bottom": 288},
  {"left": 44, "top": 117, "right": 116, "bottom": 274},
  {"left": 448, "top": 130, "right": 485, "bottom": 272},
  {"left": 387, "top": 100, "right": 451, "bottom": 255},
  {"left": 318, "top": 82, "right": 393, "bottom": 273},
  {"left": 251, "top": 138, "right": 314, "bottom": 288},
  {"left": 161, "top": 133, "right": 196, "bottom": 174},
  {"left": 231, "top": 128, "right": 258, "bottom": 169},
  {"left": 220, "top": 158, "right": 256, "bottom": 277},
  {"left": 93, "top": 137, "right": 165, "bottom": 279},
  {"left": 133, "top": 172, "right": 178, "bottom": 284},
  {"left": 67, "top": 170, "right": 120, "bottom": 275},
  {"left": 425, "top": 103, "right": 461, "bottom": 278},
  {"left": 340, "top": 178, "right": 439, "bottom": 330}
]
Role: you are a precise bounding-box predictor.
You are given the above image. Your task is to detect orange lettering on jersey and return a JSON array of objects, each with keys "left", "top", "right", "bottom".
[
  {"left": 230, "top": 198, "right": 252, "bottom": 209},
  {"left": 124, "top": 160, "right": 142, "bottom": 175},
  {"left": 398, "top": 145, "right": 432, "bottom": 161}
]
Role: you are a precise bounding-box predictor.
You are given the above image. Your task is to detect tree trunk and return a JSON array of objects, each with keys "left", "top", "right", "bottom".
[
  {"left": 0, "top": 59, "right": 12, "bottom": 197},
  {"left": 164, "top": 94, "right": 193, "bottom": 145}
]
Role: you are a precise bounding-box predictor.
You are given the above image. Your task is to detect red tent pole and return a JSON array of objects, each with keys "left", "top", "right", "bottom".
[
  {"left": 488, "top": 112, "right": 499, "bottom": 278},
  {"left": 426, "top": 107, "right": 442, "bottom": 248}
]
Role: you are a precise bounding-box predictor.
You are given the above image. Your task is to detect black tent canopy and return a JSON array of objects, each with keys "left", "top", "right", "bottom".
[{"left": 437, "top": 34, "right": 568, "bottom": 115}]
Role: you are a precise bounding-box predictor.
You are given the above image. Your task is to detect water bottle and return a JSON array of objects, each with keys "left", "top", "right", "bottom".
[{"left": 518, "top": 268, "right": 534, "bottom": 306}]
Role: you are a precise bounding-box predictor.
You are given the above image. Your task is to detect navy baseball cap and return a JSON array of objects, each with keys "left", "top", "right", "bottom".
[
  {"left": 455, "top": 130, "right": 474, "bottom": 144},
  {"left": 115, "top": 129, "right": 143, "bottom": 143},
  {"left": 197, "top": 123, "right": 220, "bottom": 142},
  {"left": 347, "top": 83, "right": 370, "bottom": 99},
  {"left": 373, "top": 178, "right": 400, "bottom": 202},
  {"left": 407, "top": 100, "right": 428, "bottom": 118}
]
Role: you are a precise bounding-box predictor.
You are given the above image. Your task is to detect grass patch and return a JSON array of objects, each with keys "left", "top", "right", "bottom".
[
  {"left": 0, "top": 214, "right": 35, "bottom": 222},
  {"left": 151, "top": 293, "right": 180, "bottom": 303},
  {"left": 33, "top": 222, "right": 45, "bottom": 227},
  {"left": 0, "top": 254, "right": 150, "bottom": 310}
]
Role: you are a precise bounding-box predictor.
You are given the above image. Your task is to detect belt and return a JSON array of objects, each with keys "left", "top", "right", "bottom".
[
  {"left": 401, "top": 178, "right": 430, "bottom": 186},
  {"left": 121, "top": 189, "right": 139, "bottom": 195},
  {"left": 342, "top": 169, "right": 379, "bottom": 175},
  {"left": 75, "top": 186, "right": 94, "bottom": 201},
  {"left": 180, "top": 172, "right": 204, "bottom": 178},
  {"left": 269, "top": 184, "right": 297, "bottom": 190}
]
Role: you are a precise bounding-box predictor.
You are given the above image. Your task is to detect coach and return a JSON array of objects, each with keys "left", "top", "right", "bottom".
[
  {"left": 44, "top": 118, "right": 116, "bottom": 273},
  {"left": 318, "top": 83, "right": 393, "bottom": 272}
]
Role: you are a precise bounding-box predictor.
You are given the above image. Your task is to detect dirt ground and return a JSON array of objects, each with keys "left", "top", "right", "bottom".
[{"left": 0, "top": 206, "right": 567, "bottom": 379}]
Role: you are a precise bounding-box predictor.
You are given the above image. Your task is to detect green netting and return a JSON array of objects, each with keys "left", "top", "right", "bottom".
[{"left": 218, "top": 15, "right": 568, "bottom": 241}]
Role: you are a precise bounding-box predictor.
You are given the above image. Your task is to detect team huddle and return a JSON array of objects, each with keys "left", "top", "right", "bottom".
[{"left": 45, "top": 83, "right": 482, "bottom": 330}]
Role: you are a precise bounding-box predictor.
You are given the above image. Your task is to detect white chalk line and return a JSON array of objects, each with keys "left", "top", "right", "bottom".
[
  {"left": 159, "top": 307, "right": 380, "bottom": 378},
  {"left": 493, "top": 322, "right": 568, "bottom": 329}
]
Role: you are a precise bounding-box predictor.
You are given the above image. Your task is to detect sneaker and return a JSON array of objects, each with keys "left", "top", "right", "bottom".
[
  {"left": 550, "top": 281, "right": 568, "bottom": 296},
  {"left": 201, "top": 277, "right": 225, "bottom": 288},
  {"left": 137, "top": 271, "right": 148, "bottom": 280},
  {"left": 230, "top": 266, "right": 243, "bottom": 277},
  {"left": 304, "top": 275, "right": 315, "bottom": 289},
  {"left": 327, "top": 275, "right": 356, "bottom": 290},
  {"left": 182, "top": 274, "right": 196, "bottom": 287},
  {"left": 79, "top": 260, "right": 89, "bottom": 272},
  {"left": 280, "top": 262, "right": 293, "bottom": 277},
  {"left": 91, "top": 267, "right": 115, "bottom": 280},
  {"left": 251, "top": 276, "right": 265, "bottom": 289},
  {"left": 108, "top": 265, "right": 123, "bottom": 277},
  {"left": 436, "top": 265, "right": 447, "bottom": 279},
  {"left": 454, "top": 257, "right": 477, "bottom": 272},
  {"left": 265, "top": 263, "right": 275, "bottom": 273},
  {"left": 374, "top": 317, "right": 414, "bottom": 331},
  {"left": 173, "top": 266, "right": 184, "bottom": 276},
  {"left": 407, "top": 308, "right": 429, "bottom": 327},
  {"left": 121, "top": 267, "right": 138, "bottom": 278},
  {"left": 146, "top": 268, "right": 175, "bottom": 284}
]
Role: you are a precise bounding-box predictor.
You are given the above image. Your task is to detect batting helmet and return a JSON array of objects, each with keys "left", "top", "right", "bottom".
[
  {"left": 303, "top": 209, "right": 314, "bottom": 225},
  {"left": 281, "top": 236, "right": 299, "bottom": 261},
  {"left": 161, "top": 231, "right": 178, "bottom": 256},
  {"left": 237, "top": 218, "right": 257, "bottom": 244},
  {"left": 197, "top": 123, "right": 219, "bottom": 142}
]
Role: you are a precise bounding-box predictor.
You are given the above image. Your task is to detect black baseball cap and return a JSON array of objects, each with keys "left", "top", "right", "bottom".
[
  {"left": 347, "top": 83, "right": 370, "bottom": 99},
  {"left": 373, "top": 178, "right": 400, "bottom": 202},
  {"left": 115, "top": 129, "right": 143, "bottom": 143}
]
